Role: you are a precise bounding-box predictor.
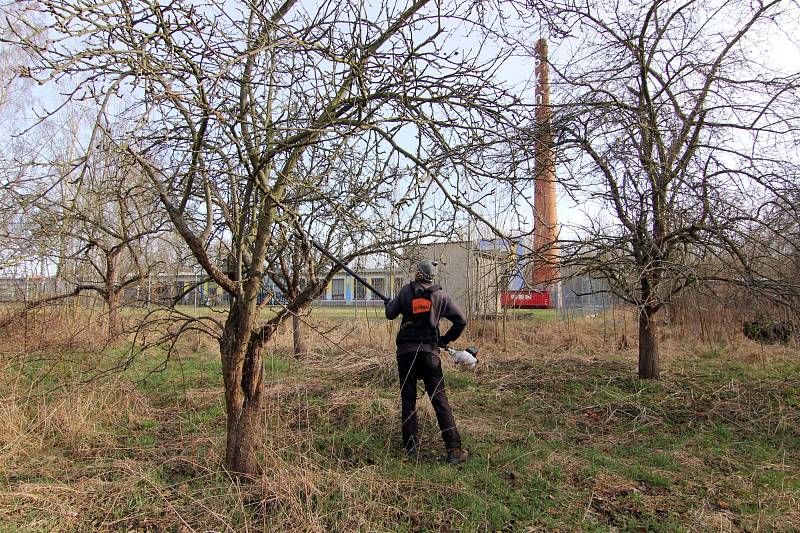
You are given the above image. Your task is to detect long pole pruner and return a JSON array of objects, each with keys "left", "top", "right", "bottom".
[{"left": 310, "top": 240, "right": 391, "bottom": 304}]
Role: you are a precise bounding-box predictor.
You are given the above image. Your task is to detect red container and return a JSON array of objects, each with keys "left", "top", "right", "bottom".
[{"left": 501, "top": 290, "right": 551, "bottom": 309}]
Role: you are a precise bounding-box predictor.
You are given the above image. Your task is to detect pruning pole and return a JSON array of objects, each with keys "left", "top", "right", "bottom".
[{"left": 310, "top": 240, "right": 390, "bottom": 304}]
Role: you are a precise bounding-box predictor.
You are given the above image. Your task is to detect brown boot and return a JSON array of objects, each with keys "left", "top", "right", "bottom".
[{"left": 446, "top": 448, "right": 469, "bottom": 465}]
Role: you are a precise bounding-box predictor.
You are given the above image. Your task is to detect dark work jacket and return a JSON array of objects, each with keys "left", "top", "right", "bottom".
[{"left": 385, "top": 281, "right": 467, "bottom": 355}]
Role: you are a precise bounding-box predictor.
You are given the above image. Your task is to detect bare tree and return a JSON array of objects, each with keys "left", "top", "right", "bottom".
[
  {"left": 550, "top": 0, "right": 800, "bottom": 378},
  {"left": 28, "top": 141, "right": 165, "bottom": 338},
  {"left": 8, "top": 0, "right": 530, "bottom": 473},
  {"left": 0, "top": 6, "right": 40, "bottom": 274}
]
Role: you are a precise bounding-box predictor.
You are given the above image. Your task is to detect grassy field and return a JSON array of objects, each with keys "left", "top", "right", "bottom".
[
  {"left": 163, "top": 303, "right": 560, "bottom": 321},
  {"left": 0, "top": 310, "right": 798, "bottom": 531}
]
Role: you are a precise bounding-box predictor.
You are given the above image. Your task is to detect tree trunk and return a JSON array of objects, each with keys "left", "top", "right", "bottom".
[
  {"left": 292, "top": 313, "right": 307, "bottom": 357},
  {"left": 107, "top": 290, "right": 121, "bottom": 338},
  {"left": 105, "top": 249, "right": 121, "bottom": 339},
  {"left": 219, "top": 305, "right": 266, "bottom": 476},
  {"left": 638, "top": 306, "right": 659, "bottom": 379}
]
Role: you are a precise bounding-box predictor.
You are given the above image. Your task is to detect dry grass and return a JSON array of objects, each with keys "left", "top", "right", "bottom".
[
  {"left": 0, "top": 303, "right": 111, "bottom": 356},
  {"left": 0, "top": 304, "right": 797, "bottom": 531},
  {"left": 0, "top": 345, "right": 430, "bottom": 531},
  {"left": 0, "top": 364, "right": 153, "bottom": 474}
]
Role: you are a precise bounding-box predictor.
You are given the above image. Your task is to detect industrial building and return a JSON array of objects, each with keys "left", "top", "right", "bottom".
[
  {"left": 0, "top": 239, "right": 517, "bottom": 314},
  {"left": 0, "top": 243, "right": 606, "bottom": 316}
]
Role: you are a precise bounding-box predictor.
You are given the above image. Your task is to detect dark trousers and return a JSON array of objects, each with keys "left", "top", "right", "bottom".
[{"left": 397, "top": 351, "right": 461, "bottom": 451}]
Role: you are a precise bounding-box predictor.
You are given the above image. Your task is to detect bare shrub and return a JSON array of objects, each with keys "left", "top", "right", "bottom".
[
  {"left": 670, "top": 285, "right": 798, "bottom": 344},
  {"left": 0, "top": 303, "right": 109, "bottom": 355}
]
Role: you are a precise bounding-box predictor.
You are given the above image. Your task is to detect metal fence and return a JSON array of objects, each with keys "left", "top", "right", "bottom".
[{"left": 556, "top": 275, "right": 616, "bottom": 320}]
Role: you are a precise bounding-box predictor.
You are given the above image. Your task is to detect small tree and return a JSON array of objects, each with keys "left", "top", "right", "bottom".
[
  {"left": 552, "top": 0, "right": 800, "bottom": 378},
  {"left": 32, "top": 146, "right": 164, "bottom": 337}
]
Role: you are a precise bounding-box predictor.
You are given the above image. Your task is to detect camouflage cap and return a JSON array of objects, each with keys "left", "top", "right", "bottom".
[{"left": 415, "top": 259, "right": 438, "bottom": 282}]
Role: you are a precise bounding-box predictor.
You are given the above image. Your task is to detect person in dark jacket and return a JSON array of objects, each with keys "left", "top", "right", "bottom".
[{"left": 385, "top": 259, "right": 469, "bottom": 464}]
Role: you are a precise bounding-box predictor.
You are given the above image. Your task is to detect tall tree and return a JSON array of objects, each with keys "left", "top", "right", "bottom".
[
  {"left": 9, "top": 0, "right": 529, "bottom": 473},
  {"left": 551, "top": 0, "right": 800, "bottom": 378},
  {"left": 0, "top": 5, "right": 39, "bottom": 274}
]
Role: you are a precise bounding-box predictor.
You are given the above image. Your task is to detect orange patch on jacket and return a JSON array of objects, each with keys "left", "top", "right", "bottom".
[{"left": 411, "top": 298, "right": 432, "bottom": 314}]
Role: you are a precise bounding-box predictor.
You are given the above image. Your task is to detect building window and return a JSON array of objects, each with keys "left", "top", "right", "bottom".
[
  {"left": 332, "top": 278, "right": 345, "bottom": 300},
  {"left": 354, "top": 277, "right": 366, "bottom": 299},
  {"left": 370, "top": 277, "right": 385, "bottom": 299}
]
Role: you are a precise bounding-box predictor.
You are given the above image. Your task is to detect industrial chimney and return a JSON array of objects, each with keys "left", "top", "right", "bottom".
[{"left": 531, "top": 38, "right": 559, "bottom": 288}]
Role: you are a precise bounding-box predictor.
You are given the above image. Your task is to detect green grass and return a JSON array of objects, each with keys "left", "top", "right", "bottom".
[
  {"left": 165, "top": 304, "right": 560, "bottom": 322},
  {"left": 2, "top": 338, "right": 798, "bottom": 531},
  {"left": 501, "top": 308, "right": 559, "bottom": 320}
]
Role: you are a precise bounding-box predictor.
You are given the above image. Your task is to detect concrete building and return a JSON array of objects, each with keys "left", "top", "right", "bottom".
[
  {"left": 0, "top": 241, "right": 516, "bottom": 315},
  {"left": 318, "top": 268, "right": 404, "bottom": 305},
  {"left": 406, "top": 240, "right": 515, "bottom": 318},
  {"left": 0, "top": 276, "right": 64, "bottom": 302}
]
